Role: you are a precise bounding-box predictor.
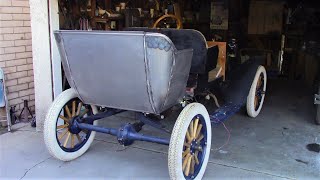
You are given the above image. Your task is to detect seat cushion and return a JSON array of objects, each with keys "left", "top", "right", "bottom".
[
  {"left": 161, "top": 29, "right": 208, "bottom": 73},
  {"left": 124, "top": 28, "right": 209, "bottom": 73}
]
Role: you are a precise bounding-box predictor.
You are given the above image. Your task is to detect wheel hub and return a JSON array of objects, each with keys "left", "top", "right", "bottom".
[
  {"left": 69, "top": 116, "right": 82, "bottom": 134},
  {"left": 190, "top": 140, "right": 202, "bottom": 154},
  {"left": 117, "top": 123, "right": 135, "bottom": 146}
]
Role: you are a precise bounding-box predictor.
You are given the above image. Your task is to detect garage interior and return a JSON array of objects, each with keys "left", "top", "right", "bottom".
[
  {"left": 57, "top": 0, "right": 320, "bottom": 124},
  {"left": 1, "top": 0, "right": 320, "bottom": 179},
  {"left": 52, "top": 0, "right": 320, "bottom": 178}
]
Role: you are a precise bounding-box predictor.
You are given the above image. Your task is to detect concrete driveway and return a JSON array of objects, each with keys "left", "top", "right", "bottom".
[{"left": 0, "top": 80, "right": 319, "bottom": 179}]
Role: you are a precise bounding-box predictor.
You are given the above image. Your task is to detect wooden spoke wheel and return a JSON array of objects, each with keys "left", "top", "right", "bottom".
[
  {"left": 44, "top": 89, "right": 98, "bottom": 161},
  {"left": 152, "top": 14, "right": 182, "bottom": 29},
  {"left": 168, "top": 103, "right": 211, "bottom": 180},
  {"left": 247, "top": 66, "right": 267, "bottom": 118},
  {"left": 56, "top": 98, "right": 91, "bottom": 152}
]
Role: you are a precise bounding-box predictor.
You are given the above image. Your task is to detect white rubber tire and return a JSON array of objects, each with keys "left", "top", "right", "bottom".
[
  {"left": 246, "top": 65, "right": 267, "bottom": 118},
  {"left": 44, "top": 88, "right": 98, "bottom": 161},
  {"left": 168, "top": 103, "right": 212, "bottom": 180}
]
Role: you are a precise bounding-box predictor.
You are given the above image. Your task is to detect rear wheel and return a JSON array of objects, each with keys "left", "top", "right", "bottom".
[
  {"left": 168, "top": 103, "right": 212, "bottom": 180},
  {"left": 44, "top": 89, "right": 98, "bottom": 161},
  {"left": 247, "top": 66, "right": 267, "bottom": 117}
]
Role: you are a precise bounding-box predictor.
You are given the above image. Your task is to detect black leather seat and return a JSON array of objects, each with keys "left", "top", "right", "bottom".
[{"left": 125, "top": 28, "right": 219, "bottom": 74}]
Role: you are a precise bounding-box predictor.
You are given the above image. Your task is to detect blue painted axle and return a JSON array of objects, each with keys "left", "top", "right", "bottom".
[
  {"left": 76, "top": 121, "right": 170, "bottom": 146},
  {"left": 72, "top": 102, "right": 242, "bottom": 147}
]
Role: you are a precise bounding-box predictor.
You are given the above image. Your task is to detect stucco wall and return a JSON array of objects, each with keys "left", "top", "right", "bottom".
[
  {"left": 0, "top": 0, "right": 35, "bottom": 116},
  {"left": 29, "top": 0, "right": 53, "bottom": 130}
]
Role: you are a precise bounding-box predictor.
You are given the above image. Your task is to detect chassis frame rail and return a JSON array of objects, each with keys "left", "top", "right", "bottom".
[
  {"left": 72, "top": 110, "right": 170, "bottom": 146},
  {"left": 72, "top": 103, "right": 242, "bottom": 147}
]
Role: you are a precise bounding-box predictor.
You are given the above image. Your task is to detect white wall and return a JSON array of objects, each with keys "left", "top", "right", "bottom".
[
  {"left": 49, "top": 0, "right": 62, "bottom": 99},
  {"left": 30, "top": 0, "right": 61, "bottom": 130}
]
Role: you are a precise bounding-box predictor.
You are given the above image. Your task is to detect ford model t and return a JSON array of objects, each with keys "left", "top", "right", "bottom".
[{"left": 44, "top": 28, "right": 267, "bottom": 179}]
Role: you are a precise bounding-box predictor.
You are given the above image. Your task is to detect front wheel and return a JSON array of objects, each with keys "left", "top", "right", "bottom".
[
  {"left": 44, "top": 89, "right": 98, "bottom": 161},
  {"left": 168, "top": 103, "right": 212, "bottom": 180},
  {"left": 247, "top": 66, "right": 267, "bottom": 117}
]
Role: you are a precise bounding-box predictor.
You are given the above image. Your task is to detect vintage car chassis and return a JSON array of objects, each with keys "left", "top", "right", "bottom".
[{"left": 44, "top": 30, "right": 267, "bottom": 179}]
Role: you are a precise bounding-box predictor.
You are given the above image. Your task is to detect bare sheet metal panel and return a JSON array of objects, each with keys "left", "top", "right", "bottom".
[{"left": 54, "top": 30, "right": 193, "bottom": 114}]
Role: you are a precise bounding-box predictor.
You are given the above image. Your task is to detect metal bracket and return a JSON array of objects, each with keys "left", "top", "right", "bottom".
[
  {"left": 315, "top": 94, "right": 320, "bottom": 105},
  {"left": 82, "top": 109, "right": 125, "bottom": 123},
  {"left": 137, "top": 113, "right": 170, "bottom": 133}
]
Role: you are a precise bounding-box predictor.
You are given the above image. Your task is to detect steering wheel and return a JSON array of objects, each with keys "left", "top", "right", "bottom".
[{"left": 152, "top": 14, "right": 182, "bottom": 29}]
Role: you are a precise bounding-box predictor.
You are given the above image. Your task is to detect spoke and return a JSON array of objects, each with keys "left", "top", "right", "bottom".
[
  {"left": 79, "top": 109, "right": 89, "bottom": 117},
  {"left": 196, "top": 134, "right": 204, "bottom": 143},
  {"left": 182, "top": 148, "right": 190, "bottom": 157},
  {"left": 63, "top": 132, "right": 71, "bottom": 147},
  {"left": 182, "top": 153, "right": 191, "bottom": 171},
  {"left": 254, "top": 96, "right": 258, "bottom": 108},
  {"left": 186, "top": 130, "right": 192, "bottom": 143},
  {"left": 184, "top": 142, "right": 190, "bottom": 148},
  {"left": 76, "top": 102, "right": 83, "bottom": 115},
  {"left": 72, "top": 100, "right": 76, "bottom": 117},
  {"left": 71, "top": 135, "right": 75, "bottom": 148},
  {"left": 256, "top": 77, "right": 262, "bottom": 90},
  {"left": 195, "top": 124, "right": 203, "bottom": 139},
  {"left": 57, "top": 124, "right": 68, "bottom": 130},
  {"left": 195, "top": 151, "right": 199, "bottom": 165},
  {"left": 184, "top": 155, "right": 192, "bottom": 176},
  {"left": 58, "top": 129, "right": 68, "bottom": 140},
  {"left": 65, "top": 105, "right": 72, "bottom": 118},
  {"left": 59, "top": 115, "right": 69, "bottom": 124},
  {"left": 197, "top": 146, "right": 203, "bottom": 152},
  {"left": 76, "top": 134, "right": 81, "bottom": 142},
  {"left": 190, "top": 155, "right": 195, "bottom": 175},
  {"left": 193, "top": 118, "right": 199, "bottom": 138},
  {"left": 189, "top": 120, "right": 194, "bottom": 139}
]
